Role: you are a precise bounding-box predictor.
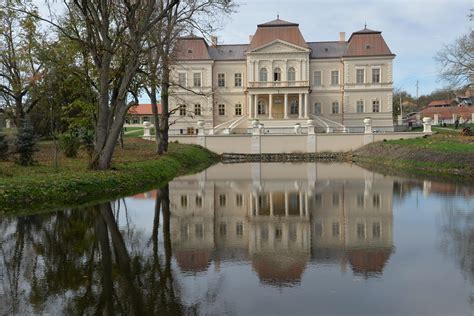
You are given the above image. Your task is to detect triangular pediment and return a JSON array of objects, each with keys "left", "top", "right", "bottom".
[{"left": 248, "top": 39, "right": 310, "bottom": 54}]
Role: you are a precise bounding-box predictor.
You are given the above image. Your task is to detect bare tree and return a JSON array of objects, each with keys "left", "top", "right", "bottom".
[
  {"left": 0, "top": 1, "right": 43, "bottom": 127},
  {"left": 436, "top": 31, "right": 474, "bottom": 88},
  {"left": 143, "top": 0, "right": 235, "bottom": 154},
  {"left": 17, "top": 0, "right": 180, "bottom": 169}
]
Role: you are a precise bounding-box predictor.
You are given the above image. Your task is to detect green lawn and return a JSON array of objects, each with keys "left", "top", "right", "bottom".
[
  {"left": 385, "top": 136, "right": 474, "bottom": 153},
  {"left": 123, "top": 127, "right": 155, "bottom": 138},
  {"left": 0, "top": 139, "right": 218, "bottom": 213}
]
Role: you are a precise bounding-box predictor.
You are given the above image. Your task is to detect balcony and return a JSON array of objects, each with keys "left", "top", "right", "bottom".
[{"left": 248, "top": 81, "right": 310, "bottom": 88}]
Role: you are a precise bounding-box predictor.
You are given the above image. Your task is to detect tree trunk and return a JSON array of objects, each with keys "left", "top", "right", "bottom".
[
  {"left": 150, "top": 86, "right": 161, "bottom": 154},
  {"left": 158, "top": 63, "right": 170, "bottom": 155},
  {"left": 14, "top": 97, "right": 25, "bottom": 128}
]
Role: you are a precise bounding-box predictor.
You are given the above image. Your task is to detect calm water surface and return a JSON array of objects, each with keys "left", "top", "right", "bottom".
[{"left": 1, "top": 163, "right": 474, "bottom": 315}]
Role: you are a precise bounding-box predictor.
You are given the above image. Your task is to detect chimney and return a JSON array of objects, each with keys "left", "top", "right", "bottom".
[
  {"left": 339, "top": 32, "right": 346, "bottom": 42},
  {"left": 249, "top": 35, "right": 254, "bottom": 43},
  {"left": 210, "top": 35, "right": 218, "bottom": 47}
]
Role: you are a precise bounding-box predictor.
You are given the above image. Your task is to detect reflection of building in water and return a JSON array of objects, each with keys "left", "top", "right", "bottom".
[{"left": 164, "top": 163, "right": 394, "bottom": 284}]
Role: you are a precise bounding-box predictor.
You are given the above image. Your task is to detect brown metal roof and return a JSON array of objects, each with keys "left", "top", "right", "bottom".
[
  {"left": 249, "top": 19, "right": 308, "bottom": 51},
  {"left": 175, "top": 36, "right": 211, "bottom": 60},
  {"left": 257, "top": 18, "right": 299, "bottom": 27},
  {"left": 345, "top": 29, "right": 394, "bottom": 57}
]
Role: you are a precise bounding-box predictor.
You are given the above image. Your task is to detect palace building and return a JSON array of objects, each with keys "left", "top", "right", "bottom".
[{"left": 169, "top": 17, "right": 395, "bottom": 135}]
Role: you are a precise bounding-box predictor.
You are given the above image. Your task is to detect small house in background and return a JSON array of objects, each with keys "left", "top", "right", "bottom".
[
  {"left": 426, "top": 99, "right": 457, "bottom": 108},
  {"left": 125, "top": 104, "right": 162, "bottom": 126}
]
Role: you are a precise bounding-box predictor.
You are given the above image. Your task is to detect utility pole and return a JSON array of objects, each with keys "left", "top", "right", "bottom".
[{"left": 416, "top": 80, "right": 419, "bottom": 99}]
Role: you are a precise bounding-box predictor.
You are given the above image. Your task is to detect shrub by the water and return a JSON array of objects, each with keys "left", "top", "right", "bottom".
[
  {"left": 15, "top": 119, "right": 38, "bottom": 166},
  {"left": 60, "top": 132, "right": 81, "bottom": 158}
]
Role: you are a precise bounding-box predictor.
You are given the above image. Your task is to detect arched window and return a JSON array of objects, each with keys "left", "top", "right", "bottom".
[
  {"left": 259, "top": 68, "right": 267, "bottom": 82},
  {"left": 274, "top": 67, "right": 281, "bottom": 81},
  {"left": 287, "top": 67, "right": 296, "bottom": 81},
  {"left": 290, "top": 100, "right": 299, "bottom": 115}
]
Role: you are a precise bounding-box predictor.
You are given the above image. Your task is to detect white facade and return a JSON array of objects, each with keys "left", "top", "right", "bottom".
[{"left": 170, "top": 19, "right": 395, "bottom": 135}]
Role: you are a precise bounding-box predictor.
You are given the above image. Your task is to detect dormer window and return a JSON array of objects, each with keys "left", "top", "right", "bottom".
[
  {"left": 365, "top": 45, "right": 371, "bottom": 49},
  {"left": 274, "top": 67, "right": 281, "bottom": 81},
  {"left": 188, "top": 49, "right": 193, "bottom": 53},
  {"left": 324, "top": 48, "right": 329, "bottom": 52}
]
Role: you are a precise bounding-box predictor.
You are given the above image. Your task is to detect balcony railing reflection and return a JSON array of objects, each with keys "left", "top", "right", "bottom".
[{"left": 248, "top": 81, "right": 310, "bottom": 88}]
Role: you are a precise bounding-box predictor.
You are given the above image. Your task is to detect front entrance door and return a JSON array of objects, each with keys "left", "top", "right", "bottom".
[{"left": 272, "top": 95, "right": 284, "bottom": 119}]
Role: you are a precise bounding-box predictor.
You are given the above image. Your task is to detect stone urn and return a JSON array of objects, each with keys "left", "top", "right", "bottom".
[
  {"left": 143, "top": 121, "right": 152, "bottom": 138},
  {"left": 363, "top": 118, "right": 372, "bottom": 126},
  {"left": 197, "top": 120, "right": 205, "bottom": 128},
  {"left": 252, "top": 119, "right": 260, "bottom": 128},
  {"left": 294, "top": 123, "right": 301, "bottom": 134},
  {"left": 422, "top": 117, "right": 432, "bottom": 124}
]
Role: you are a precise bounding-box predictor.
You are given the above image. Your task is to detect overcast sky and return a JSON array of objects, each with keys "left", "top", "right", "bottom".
[{"left": 212, "top": 0, "right": 473, "bottom": 97}]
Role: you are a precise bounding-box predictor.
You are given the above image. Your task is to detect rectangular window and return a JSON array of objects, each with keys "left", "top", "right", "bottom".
[
  {"left": 373, "top": 194, "right": 381, "bottom": 208},
  {"left": 314, "top": 71, "right": 322, "bottom": 86},
  {"left": 314, "top": 103, "right": 322, "bottom": 115},
  {"left": 331, "top": 70, "right": 339, "bottom": 85},
  {"left": 331, "top": 101, "right": 339, "bottom": 114},
  {"left": 357, "top": 223, "right": 366, "bottom": 239},
  {"left": 187, "top": 127, "right": 194, "bottom": 135},
  {"left": 356, "top": 100, "right": 364, "bottom": 113},
  {"left": 332, "top": 192, "right": 339, "bottom": 206},
  {"left": 234, "top": 73, "right": 242, "bottom": 87},
  {"left": 357, "top": 193, "right": 365, "bottom": 207},
  {"left": 314, "top": 222, "right": 323, "bottom": 237},
  {"left": 180, "top": 195, "right": 187, "bottom": 208},
  {"left": 235, "top": 104, "right": 242, "bottom": 116},
  {"left": 356, "top": 69, "right": 365, "bottom": 84},
  {"left": 179, "top": 104, "right": 186, "bottom": 116},
  {"left": 236, "top": 222, "right": 244, "bottom": 237},
  {"left": 236, "top": 194, "right": 243, "bottom": 206},
  {"left": 194, "top": 104, "right": 201, "bottom": 116},
  {"left": 195, "top": 195, "right": 202, "bottom": 208},
  {"left": 332, "top": 222, "right": 340, "bottom": 237},
  {"left": 373, "top": 100, "right": 380, "bottom": 113},
  {"left": 219, "top": 194, "right": 226, "bottom": 207},
  {"left": 218, "top": 73, "right": 225, "bottom": 87},
  {"left": 373, "top": 223, "right": 381, "bottom": 238},
  {"left": 220, "top": 223, "right": 227, "bottom": 237},
  {"left": 218, "top": 104, "right": 225, "bottom": 116},
  {"left": 372, "top": 68, "right": 380, "bottom": 83},
  {"left": 178, "top": 73, "right": 186, "bottom": 87},
  {"left": 193, "top": 73, "right": 201, "bottom": 87},
  {"left": 195, "top": 223, "right": 203, "bottom": 239}
]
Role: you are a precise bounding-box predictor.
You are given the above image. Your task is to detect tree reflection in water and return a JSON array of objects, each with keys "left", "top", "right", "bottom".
[{"left": 0, "top": 185, "right": 192, "bottom": 315}]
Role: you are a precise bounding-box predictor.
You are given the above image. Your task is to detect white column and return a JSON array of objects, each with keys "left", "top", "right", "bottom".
[
  {"left": 248, "top": 93, "right": 253, "bottom": 118},
  {"left": 270, "top": 192, "right": 274, "bottom": 217},
  {"left": 284, "top": 192, "right": 289, "bottom": 216},
  {"left": 254, "top": 94, "right": 258, "bottom": 118},
  {"left": 284, "top": 93, "right": 288, "bottom": 119},
  {"left": 269, "top": 94, "right": 273, "bottom": 119},
  {"left": 299, "top": 193, "right": 303, "bottom": 216},
  {"left": 298, "top": 93, "right": 303, "bottom": 119},
  {"left": 304, "top": 93, "right": 308, "bottom": 118}
]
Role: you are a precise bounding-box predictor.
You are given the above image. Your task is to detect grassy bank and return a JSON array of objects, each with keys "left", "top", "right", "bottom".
[
  {"left": 0, "top": 139, "right": 219, "bottom": 214},
  {"left": 353, "top": 128, "right": 474, "bottom": 179}
]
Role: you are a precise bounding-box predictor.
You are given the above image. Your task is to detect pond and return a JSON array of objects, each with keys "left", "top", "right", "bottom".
[{"left": 1, "top": 163, "right": 473, "bottom": 315}]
